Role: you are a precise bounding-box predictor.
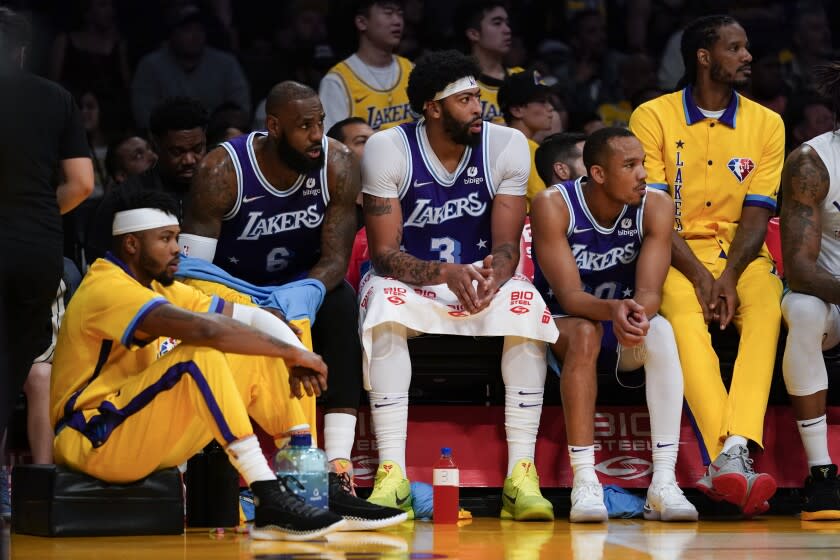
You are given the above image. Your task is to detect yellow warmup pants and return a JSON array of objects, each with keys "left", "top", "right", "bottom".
[
  {"left": 660, "top": 255, "right": 782, "bottom": 459},
  {"left": 182, "top": 277, "right": 317, "bottom": 441},
  {"left": 54, "top": 345, "right": 310, "bottom": 483}
]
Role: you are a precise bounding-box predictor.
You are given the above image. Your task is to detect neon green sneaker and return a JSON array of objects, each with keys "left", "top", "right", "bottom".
[
  {"left": 367, "top": 461, "right": 414, "bottom": 520},
  {"left": 501, "top": 459, "right": 555, "bottom": 521}
]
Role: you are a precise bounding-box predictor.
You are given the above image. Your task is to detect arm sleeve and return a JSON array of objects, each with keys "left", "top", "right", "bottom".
[
  {"left": 360, "top": 129, "right": 406, "bottom": 198},
  {"left": 59, "top": 90, "right": 90, "bottom": 159},
  {"left": 629, "top": 104, "right": 669, "bottom": 192},
  {"left": 491, "top": 126, "right": 530, "bottom": 196},
  {"left": 231, "top": 304, "right": 307, "bottom": 350},
  {"left": 319, "top": 72, "right": 351, "bottom": 132},
  {"left": 743, "top": 113, "right": 784, "bottom": 211}
]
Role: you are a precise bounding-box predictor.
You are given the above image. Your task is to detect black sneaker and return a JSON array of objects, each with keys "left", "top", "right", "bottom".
[
  {"left": 250, "top": 479, "right": 346, "bottom": 540},
  {"left": 802, "top": 464, "right": 840, "bottom": 521},
  {"left": 329, "top": 471, "right": 408, "bottom": 531}
]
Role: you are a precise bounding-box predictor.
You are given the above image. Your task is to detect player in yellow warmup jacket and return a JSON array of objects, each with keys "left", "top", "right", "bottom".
[
  {"left": 629, "top": 15, "right": 784, "bottom": 517},
  {"left": 50, "top": 186, "right": 349, "bottom": 540}
]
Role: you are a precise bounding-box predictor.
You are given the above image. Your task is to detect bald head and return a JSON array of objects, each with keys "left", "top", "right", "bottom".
[{"left": 265, "top": 81, "right": 318, "bottom": 116}]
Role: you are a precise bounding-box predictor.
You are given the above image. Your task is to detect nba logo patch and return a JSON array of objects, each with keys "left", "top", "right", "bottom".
[
  {"left": 467, "top": 166, "right": 478, "bottom": 177},
  {"left": 620, "top": 218, "right": 632, "bottom": 229},
  {"left": 306, "top": 177, "right": 316, "bottom": 188},
  {"left": 158, "top": 337, "right": 180, "bottom": 357},
  {"left": 727, "top": 158, "right": 755, "bottom": 183}
]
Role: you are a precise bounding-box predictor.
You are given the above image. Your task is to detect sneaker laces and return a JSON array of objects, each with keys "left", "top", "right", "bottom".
[
  {"left": 275, "top": 475, "right": 317, "bottom": 517},
  {"left": 738, "top": 454, "right": 757, "bottom": 476},
  {"left": 656, "top": 482, "right": 687, "bottom": 505},
  {"left": 336, "top": 471, "right": 355, "bottom": 495},
  {"left": 511, "top": 465, "right": 541, "bottom": 493},
  {"left": 722, "top": 447, "right": 757, "bottom": 475},
  {"left": 573, "top": 482, "right": 602, "bottom": 503}
]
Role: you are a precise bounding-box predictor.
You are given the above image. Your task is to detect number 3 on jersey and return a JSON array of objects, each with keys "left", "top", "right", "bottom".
[{"left": 430, "top": 236, "right": 462, "bottom": 263}]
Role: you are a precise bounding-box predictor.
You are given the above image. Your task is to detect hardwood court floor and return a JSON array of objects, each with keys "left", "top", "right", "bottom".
[{"left": 8, "top": 517, "right": 840, "bottom": 559}]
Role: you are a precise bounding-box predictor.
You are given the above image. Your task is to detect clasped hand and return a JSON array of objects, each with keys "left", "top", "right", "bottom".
[{"left": 444, "top": 255, "right": 501, "bottom": 315}]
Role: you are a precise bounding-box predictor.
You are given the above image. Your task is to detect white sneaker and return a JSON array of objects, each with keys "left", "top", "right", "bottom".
[
  {"left": 570, "top": 480, "right": 608, "bottom": 523},
  {"left": 644, "top": 481, "right": 698, "bottom": 521}
]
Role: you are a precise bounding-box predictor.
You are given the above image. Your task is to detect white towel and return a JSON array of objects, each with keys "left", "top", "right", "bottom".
[{"left": 358, "top": 270, "right": 559, "bottom": 382}]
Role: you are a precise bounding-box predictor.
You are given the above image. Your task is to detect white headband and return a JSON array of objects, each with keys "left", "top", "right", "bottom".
[
  {"left": 433, "top": 75, "right": 479, "bottom": 101},
  {"left": 112, "top": 208, "right": 179, "bottom": 235}
]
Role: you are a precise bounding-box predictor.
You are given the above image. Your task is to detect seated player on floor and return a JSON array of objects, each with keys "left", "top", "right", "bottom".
[{"left": 50, "top": 185, "right": 349, "bottom": 541}]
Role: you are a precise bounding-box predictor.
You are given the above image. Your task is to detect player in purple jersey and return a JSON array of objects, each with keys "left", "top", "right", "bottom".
[
  {"left": 180, "top": 81, "right": 407, "bottom": 531},
  {"left": 361, "top": 50, "right": 558, "bottom": 521},
  {"left": 531, "top": 127, "right": 697, "bottom": 523}
]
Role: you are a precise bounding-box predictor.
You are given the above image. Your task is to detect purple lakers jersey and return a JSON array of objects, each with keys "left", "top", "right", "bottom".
[
  {"left": 213, "top": 131, "right": 330, "bottom": 285},
  {"left": 394, "top": 121, "right": 495, "bottom": 264},
  {"left": 534, "top": 178, "right": 646, "bottom": 316}
]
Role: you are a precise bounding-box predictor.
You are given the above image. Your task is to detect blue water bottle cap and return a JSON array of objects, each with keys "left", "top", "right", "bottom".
[
  {"left": 441, "top": 447, "right": 451, "bottom": 456},
  {"left": 291, "top": 433, "right": 312, "bottom": 447}
]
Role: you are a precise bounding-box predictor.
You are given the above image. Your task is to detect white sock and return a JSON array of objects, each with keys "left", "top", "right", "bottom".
[
  {"left": 368, "top": 391, "right": 409, "bottom": 472},
  {"left": 722, "top": 435, "right": 748, "bottom": 453},
  {"left": 225, "top": 435, "right": 275, "bottom": 485},
  {"left": 651, "top": 437, "right": 678, "bottom": 485},
  {"left": 569, "top": 445, "right": 597, "bottom": 484},
  {"left": 501, "top": 337, "right": 547, "bottom": 476},
  {"left": 797, "top": 415, "right": 832, "bottom": 467},
  {"left": 323, "top": 412, "right": 357, "bottom": 462},
  {"left": 637, "top": 316, "right": 682, "bottom": 486},
  {"left": 367, "top": 322, "right": 412, "bottom": 474},
  {"left": 504, "top": 386, "right": 543, "bottom": 475}
]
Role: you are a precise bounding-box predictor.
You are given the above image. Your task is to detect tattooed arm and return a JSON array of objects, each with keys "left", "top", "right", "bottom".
[
  {"left": 308, "top": 139, "right": 361, "bottom": 290},
  {"left": 183, "top": 147, "right": 238, "bottom": 239},
  {"left": 363, "top": 193, "right": 490, "bottom": 313},
  {"left": 363, "top": 193, "right": 441, "bottom": 284},
  {"left": 781, "top": 144, "right": 840, "bottom": 302}
]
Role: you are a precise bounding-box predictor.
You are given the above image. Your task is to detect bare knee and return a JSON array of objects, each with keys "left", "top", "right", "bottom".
[{"left": 552, "top": 318, "right": 602, "bottom": 363}]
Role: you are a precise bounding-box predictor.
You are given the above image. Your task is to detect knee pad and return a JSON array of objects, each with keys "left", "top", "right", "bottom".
[
  {"left": 367, "top": 322, "right": 411, "bottom": 393},
  {"left": 370, "top": 322, "right": 409, "bottom": 360},
  {"left": 782, "top": 292, "right": 830, "bottom": 334},
  {"left": 502, "top": 336, "right": 547, "bottom": 387}
]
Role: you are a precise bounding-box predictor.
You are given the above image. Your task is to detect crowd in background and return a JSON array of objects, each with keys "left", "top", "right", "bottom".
[{"left": 4, "top": 0, "right": 838, "bottom": 225}]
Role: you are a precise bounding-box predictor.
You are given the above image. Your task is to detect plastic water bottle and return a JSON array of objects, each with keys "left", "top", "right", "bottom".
[
  {"left": 274, "top": 433, "right": 329, "bottom": 510},
  {"left": 433, "top": 447, "right": 459, "bottom": 524}
]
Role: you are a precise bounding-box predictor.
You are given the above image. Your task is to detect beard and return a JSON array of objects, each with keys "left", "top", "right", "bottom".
[
  {"left": 140, "top": 250, "right": 177, "bottom": 286},
  {"left": 710, "top": 60, "right": 750, "bottom": 89},
  {"left": 441, "top": 106, "right": 481, "bottom": 147},
  {"left": 277, "top": 133, "right": 324, "bottom": 174}
]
